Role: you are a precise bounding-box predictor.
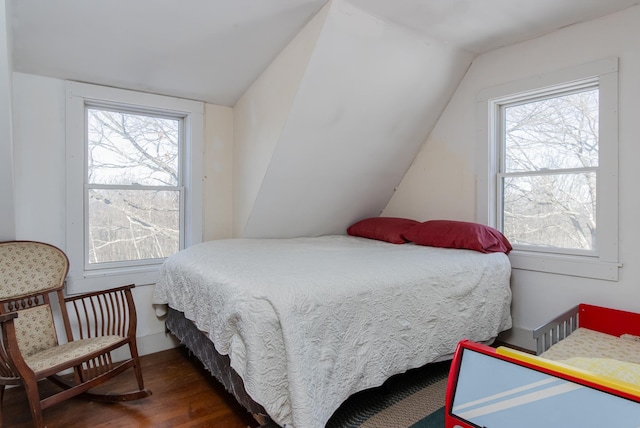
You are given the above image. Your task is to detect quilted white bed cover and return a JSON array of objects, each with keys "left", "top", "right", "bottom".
[{"left": 153, "top": 235, "right": 512, "bottom": 428}]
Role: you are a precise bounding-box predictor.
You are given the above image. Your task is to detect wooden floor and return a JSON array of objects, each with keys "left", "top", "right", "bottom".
[{"left": 2, "top": 346, "right": 261, "bottom": 428}]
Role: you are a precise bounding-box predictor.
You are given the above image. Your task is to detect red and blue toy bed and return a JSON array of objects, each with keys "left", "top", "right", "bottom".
[{"left": 445, "top": 304, "right": 640, "bottom": 427}]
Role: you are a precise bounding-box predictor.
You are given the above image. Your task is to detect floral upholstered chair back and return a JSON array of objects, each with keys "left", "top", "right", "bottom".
[{"left": 0, "top": 241, "right": 69, "bottom": 359}]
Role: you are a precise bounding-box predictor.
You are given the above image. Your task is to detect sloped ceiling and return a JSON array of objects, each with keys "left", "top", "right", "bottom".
[
  {"left": 9, "top": 0, "right": 639, "bottom": 106},
  {"left": 348, "top": 0, "right": 640, "bottom": 54},
  {"left": 8, "top": 0, "right": 640, "bottom": 239},
  {"left": 9, "top": 0, "right": 328, "bottom": 107},
  {"left": 237, "top": 0, "right": 474, "bottom": 238}
]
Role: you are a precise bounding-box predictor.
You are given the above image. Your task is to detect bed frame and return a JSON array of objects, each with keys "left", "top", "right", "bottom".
[
  {"left": 165, "top": 308, "right": 270, "bottom": 423},
  {"left": 532, "top": 303, "right": 640, "bottom": 355},
  {"left": 445, "top": 304, "right": 640, "bottom": 428},
  {"left": 166, "top": 306, "right": 481, "bottom": 427}
]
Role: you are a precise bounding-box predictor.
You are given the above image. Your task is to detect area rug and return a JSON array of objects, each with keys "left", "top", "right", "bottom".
[{"left": 324, "top": 360, "right": 450, "bottom": 428}]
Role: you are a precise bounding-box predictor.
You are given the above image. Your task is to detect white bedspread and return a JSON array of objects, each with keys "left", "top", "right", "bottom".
[{"left": 153, "top": 235, "right": 512, "bottom": 427}]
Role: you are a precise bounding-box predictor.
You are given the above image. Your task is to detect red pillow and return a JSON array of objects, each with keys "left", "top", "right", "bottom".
[
  {"left": 402, "top": 220, "right": 512, "bottom": 254},
  {"left": 347, "top": 217, "right": 420, "bottom": 244}
]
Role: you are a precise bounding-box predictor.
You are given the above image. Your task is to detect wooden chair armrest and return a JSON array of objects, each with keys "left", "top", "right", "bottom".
[
  {"left": 0, "top": 312, "right": 18, "bottom": 323},
  {"left": 0, "top": 311, "right": 32, "bottom": 379},
  {"left": 61, "top": 284, "right": 138, "bottom": 341},
  {"left": 64, "top": 284, "right": 136, "bottom": 302}
]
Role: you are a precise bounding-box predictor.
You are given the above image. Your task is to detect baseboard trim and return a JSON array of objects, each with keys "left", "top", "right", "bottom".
[
  {"left": 138, "top": 330, "right": 181, "bottom": 356},
  {"left": 110, "top": 331, "right": 180, "bottom": 361}
]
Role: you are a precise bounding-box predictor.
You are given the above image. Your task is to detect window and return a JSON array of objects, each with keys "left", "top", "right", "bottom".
[
  {"left": 86, "top": 107, "right": 182, "bottom": 266},
  {"left": 66, "top": 82, "right": 204, "bottom": 293},
  {"left": 477, "top": 58, "right": 620, "bottom": 280},
  {"left": 499, "top": 84, "right": 599, "bottom": 253}
]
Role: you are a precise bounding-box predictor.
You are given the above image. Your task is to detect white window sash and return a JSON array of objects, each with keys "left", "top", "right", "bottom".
[
  {"left": 83, "top": 184, "right": 185, "bottom": 271},
  {"left": 65, "top": 81, "right": 203, "bottom": 294},
  {"left": 496, "top": 167, "right": 600, "bottom": 257},
  {"left": 476, "top": 57, "right": 620, "bottom": 281}
]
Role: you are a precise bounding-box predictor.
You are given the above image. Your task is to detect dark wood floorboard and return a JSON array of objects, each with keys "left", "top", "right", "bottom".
[{"left": 2, "top": 346, "right": 261, "bottom": 428}]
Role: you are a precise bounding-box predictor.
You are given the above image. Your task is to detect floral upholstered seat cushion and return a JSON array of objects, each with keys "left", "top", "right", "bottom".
[{"left": 24, "top": 335, "right": 125, "bottom": 373}]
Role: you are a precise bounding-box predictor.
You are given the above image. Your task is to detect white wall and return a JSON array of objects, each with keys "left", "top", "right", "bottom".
[
  {"left": 240, "top": 0, "right": 474, "bottom": 238},
  {"left": 0, "top": 0, "right": 15, "bottom": 241},
  {"left": 385, "top": 5, "right": 640, "bottom": 350},
  {"left": 233, "top": 1, "right": 329, "bottom": 237},
  {"left": 12, "top": 74, "right": 66, "bottom": 245},
  {"left": 204, "top": 103, "right": 234, "bottom": 241},
  {"left": 12, "top": 2, "right": 640, "bottom": 355},
  {"left": 10, "top": 72, "right": 234, "bottom": 355}
]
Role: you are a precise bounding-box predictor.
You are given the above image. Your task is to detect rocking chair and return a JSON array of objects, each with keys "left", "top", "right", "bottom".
[{"left": 0, "top": 241, "right": 151, "bottom": 427}]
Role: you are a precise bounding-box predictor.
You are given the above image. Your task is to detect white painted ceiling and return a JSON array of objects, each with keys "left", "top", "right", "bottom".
[{"left": 9, "top": 0, "right": 639, "bottom": 107}]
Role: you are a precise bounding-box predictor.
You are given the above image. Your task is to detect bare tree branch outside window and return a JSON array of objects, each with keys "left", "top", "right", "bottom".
[
  {"left": 501, "top": 88, "right": 599, "bottom": 251},
  {"left": 86, "top": 108, "right": 181, "bottom": 264}
]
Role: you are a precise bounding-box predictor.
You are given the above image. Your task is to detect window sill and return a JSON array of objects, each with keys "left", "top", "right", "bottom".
[
  {"left": 66, "top": 265, "right": 160, "bottom": 295},
  {"left": 508, "top": 250, "right": 621, "bottom": 281}
]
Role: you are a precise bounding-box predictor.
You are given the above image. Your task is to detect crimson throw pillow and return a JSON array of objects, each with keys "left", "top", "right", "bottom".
[
  {"left": 347, "top": 217, "right": 420, "bottom": 244},
  {"left": 402, "top": 220, "right": 512, "bottom": 254}
]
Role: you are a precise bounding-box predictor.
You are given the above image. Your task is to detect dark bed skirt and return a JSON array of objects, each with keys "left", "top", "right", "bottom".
[{"left": 165, "top": 307, "right": 268, "bottom": 416}]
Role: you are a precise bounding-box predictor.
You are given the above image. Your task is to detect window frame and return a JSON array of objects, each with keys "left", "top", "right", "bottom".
[
  {"left": 66, "top": 81, "right": 204, "bottom": 294},
  {"left": 476, "top": 58, "right": 620, "bottom": 281},
  {"left": 496, "top": 80, "right": 600, "bottom": 256}
]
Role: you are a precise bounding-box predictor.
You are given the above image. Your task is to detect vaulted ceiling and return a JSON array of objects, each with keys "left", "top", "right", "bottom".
[
  {"left": 8, "top": 0, "right": 640, "bottom": 238},
  {"left": 10, "top": 0, "right": 639, "bottom": 107}
]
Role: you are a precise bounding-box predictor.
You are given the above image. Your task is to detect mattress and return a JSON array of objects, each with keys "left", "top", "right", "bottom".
[
  {"left": 153, "top": 235, "right": 512, "bottom": 428},
  {"left": 540, "top": 327, "right": 640, "bottom": 388},
  {"left": 540, "top": 327, "right": 640, "bottom": 365}
]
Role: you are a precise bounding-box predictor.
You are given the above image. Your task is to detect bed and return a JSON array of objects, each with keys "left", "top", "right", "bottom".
[
  {"left": 153, "top": 227, "right": 512, "bottom": 428},
  {"left": 445, "top": 304, "right": 640, "bottom": 427}
]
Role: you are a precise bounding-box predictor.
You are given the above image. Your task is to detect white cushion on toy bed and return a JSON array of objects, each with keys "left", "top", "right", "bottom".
[
  {"left": 559, "top": 357, "right": 640, "bottom": 387},
  {"left": 541, "top": 327, "right": 640, "bottom": 365}
]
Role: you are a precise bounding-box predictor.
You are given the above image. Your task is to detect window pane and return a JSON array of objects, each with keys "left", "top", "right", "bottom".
[
  {"left": 88, "top": 189, "right": 180, "bottom": 264},
  {"left": 87, "top": 108, "right": 180, "bottom": 186},
  {"left": 503, "top": 172, "right": 596, "bottom": 250},
  {"left": 504, "top": 89, "right": 599, "bottom": 173}
]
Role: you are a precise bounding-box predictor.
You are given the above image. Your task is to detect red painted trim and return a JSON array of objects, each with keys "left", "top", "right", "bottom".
[
  {"left": 445, "top": 339, "right": 640, "bottom": 427},
  {"left": 445, "top": 340, "right": 497, "bottom": 428},
  {"left": 579, "top": 303, "right": 640, "bottom": 337}
]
